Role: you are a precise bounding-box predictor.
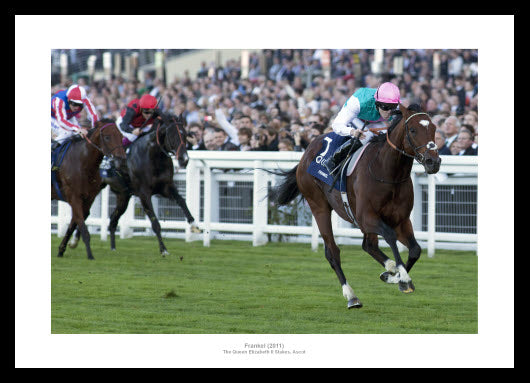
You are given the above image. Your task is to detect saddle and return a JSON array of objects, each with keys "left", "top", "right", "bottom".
[
  {"left": 307, "top": 132, "right": 370, "bottom": 225},
  {"left": 307, "top": 133, "right": 367, "bottom": 192}
]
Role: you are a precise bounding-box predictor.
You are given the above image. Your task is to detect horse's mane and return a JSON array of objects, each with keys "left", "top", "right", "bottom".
[{"left": 370, "top": 103, "right": 423, "bottom": 144}]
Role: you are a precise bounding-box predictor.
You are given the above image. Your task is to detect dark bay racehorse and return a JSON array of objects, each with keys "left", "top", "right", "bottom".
[
  {"left": 105, "top": 112, "right": 199, "bottom": 255},
  {"left": 269, "top": 104, "right": 441, "bottom": 308},
  {"left": 52, "top": 119, "right": 126, "bottom": 260}
]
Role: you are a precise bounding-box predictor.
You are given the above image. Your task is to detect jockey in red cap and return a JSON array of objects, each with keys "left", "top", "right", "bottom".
[
  {"left": 99, "top": 94, "right": 161, "bottom": 192},
  {"left": 117, "top": 94, "right": 161, "bottom": 146}
]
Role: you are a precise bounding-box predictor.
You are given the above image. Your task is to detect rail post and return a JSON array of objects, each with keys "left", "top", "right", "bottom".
[{"left": 253, "top": 160, "right": 268, "bottom": 246}]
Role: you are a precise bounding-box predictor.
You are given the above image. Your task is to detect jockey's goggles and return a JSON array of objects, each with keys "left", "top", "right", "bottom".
[
  {"left": 376, "top": 102, "right": 398, "bottom": 111},
  {"left": 69, "top": 101, "right": 83, "bottom": 107},
  {"left": 142, "top": 109, "right": 155, "bottom": 115}
]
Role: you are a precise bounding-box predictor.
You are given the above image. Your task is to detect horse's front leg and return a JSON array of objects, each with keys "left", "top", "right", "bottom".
[
  {"left": 68, "top": 228, "right": 80, "bottom": 248},
  {"left": 108, "top": 191, "right": 132, "bottom": 251},
  {"left": 67, "top": 198, "right": 94, "bottom": 260},
  {"left": 139, "top": 193, "right": 169, "bottom": 255},
  {"left": 396, "top": 218, "right": 422, "bottom": 273},
  {"left": 68, "top": 208, "right": 91, "bottom": 249},
  {"left": 163, "top": 183, "right": 201, "bottom": 233},
  {"left": 58, "top": 218, "right": 78, "bottom": 257},
  {"left": 362, "top": 233, "right": 397, "bottom": 277},
  {"left": 360, "top": 216, "right": 414, "bottom": 293}
]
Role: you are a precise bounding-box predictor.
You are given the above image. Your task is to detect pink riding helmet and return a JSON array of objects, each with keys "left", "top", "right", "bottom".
[{"left": 374, "top": 82, "right": 401, "bottom": 104}]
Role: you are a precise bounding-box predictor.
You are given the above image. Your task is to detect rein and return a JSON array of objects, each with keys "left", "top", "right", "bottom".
[
  {"left": 155, "top": 116, "right": 186, "bottom": 160},
  {"left": 368, "top": 112, "right": 438, "bottom": 184},
  {"left": 386, "top": 112, "right": 438, "bottom": 164},
  {"left": 83, "top": 122, "right": 122, "bottom": 156}
]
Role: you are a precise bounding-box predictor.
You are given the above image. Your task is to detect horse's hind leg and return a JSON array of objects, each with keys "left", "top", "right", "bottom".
[
  {"left": 308, "top": 199, "right": 362, "bottom": 309},
  {"left": 108, "top": 191, "right": 132, "bottom": 251},
  {"left": 139, "top": 194, "right": 169, "bottom": 255}
]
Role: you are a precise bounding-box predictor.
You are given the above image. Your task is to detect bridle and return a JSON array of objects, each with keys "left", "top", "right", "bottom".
[
  {"left": 386, "top": 112, "right": 438, "bottom": 165},
  {"left": 84, "top": 122, "right": 123, "bottom": 157},
  {"left": 368, "top": 111, "right": 438, "bottom": 184},
  {"left": 155, "top": 115, "right": 186, "bottom": 160}
]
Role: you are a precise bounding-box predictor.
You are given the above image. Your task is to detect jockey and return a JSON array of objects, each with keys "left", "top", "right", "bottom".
[
  {"left": 117, "top": 94, "right": 161, "bottom": 147},
  {"left": 100, "top": 94, "right": 160, "bottom": 192},
  {"left": 51, "top": 84, "right": 99, "bottom": 149},
  {"left": 322, "top": 82, "right": 400, "bottom": 174}
]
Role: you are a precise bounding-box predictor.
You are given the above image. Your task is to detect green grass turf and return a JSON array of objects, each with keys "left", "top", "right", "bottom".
[{"left": 51, "top": 236, "right": 477, "bottom": 334}]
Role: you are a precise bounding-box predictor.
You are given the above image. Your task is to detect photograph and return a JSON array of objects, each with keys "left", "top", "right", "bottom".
[{"left": 15, "top": 14, "right": 514, "bottom": 369}]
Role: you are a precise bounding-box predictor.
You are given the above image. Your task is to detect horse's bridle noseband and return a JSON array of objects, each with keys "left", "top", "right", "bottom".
[
  {"left": 386, "top": 112, "right": 438, "bottom": 165},
  {"left": 368, "top": 111, "right": 439, "bottom": 184}
]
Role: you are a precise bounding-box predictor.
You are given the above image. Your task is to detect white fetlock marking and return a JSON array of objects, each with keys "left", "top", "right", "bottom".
[
  {"left": 384, "top": 259, "right": 397, "bottom": 274},
  {"left": 398, "top": 265, "right": 411, "bottom": 283},
  {"left": 68, "top": 236, "right": 79, "bottom": 248},
  {"left": 342, "top": 283, "right": 355, "bottom": 301},
  {"left": 384, "top": 272, "right": 401, "bottom": 284}
]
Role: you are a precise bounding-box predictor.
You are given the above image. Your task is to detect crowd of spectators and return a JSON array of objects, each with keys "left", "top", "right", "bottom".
[{"left": 52, "top": 49, "right": 478, "bottom": 156}]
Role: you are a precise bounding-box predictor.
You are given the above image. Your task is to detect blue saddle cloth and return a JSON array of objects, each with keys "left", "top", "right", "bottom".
[
  {"left": 51, "top": 141, "right": 71, "bottom": 201},
  {"left": 307, "top": 132, "right": 351, "bottom": 192}
]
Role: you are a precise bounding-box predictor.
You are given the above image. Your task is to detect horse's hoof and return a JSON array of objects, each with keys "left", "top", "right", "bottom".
[
  {"left": 88, "top": 256, "right": 95, "bottom": 261},
  {"left": 161, "top": 250, "right": 170, "bottom": 256},
  {"left": 57, "top": 253, "right": 63, "bottom": 258},
  {"left": 347, "top": 298, "right": 363, "bottom": 309},
  {"left": 398, "top": 281, "right": 415, "bottom": 293}
]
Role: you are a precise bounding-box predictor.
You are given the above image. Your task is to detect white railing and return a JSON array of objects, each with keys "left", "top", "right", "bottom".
[{"left": 51, "top": 152, "right": 478, "bottom": 257}]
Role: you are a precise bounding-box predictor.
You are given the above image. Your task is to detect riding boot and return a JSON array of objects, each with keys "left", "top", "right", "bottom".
[
  {"left": 323, "top": 137, "right": 363, "bottom": 174},
  {"left": 51, "top": 140, "right": 61, "bottom": 171},
  {"left": 100, "top": 157, "right": 128, "bottom": 193},
  {"left": 114, "top": 161, "right": 131, "bottom": 194}
]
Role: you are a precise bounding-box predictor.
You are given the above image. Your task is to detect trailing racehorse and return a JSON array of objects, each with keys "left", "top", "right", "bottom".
[
  {"left": 268, "top": 104, "right": 441, "bottom": 308},
  {"left": 104, "top": 112, "right": 199, "bottom": 255},
  {"left": 51, "top": 119, "right": 126, "bottom": 260}
]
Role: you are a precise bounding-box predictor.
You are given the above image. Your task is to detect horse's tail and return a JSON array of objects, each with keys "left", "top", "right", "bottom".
[{"left": 264, "top": 165, "right": 301, "bottom": 206}]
